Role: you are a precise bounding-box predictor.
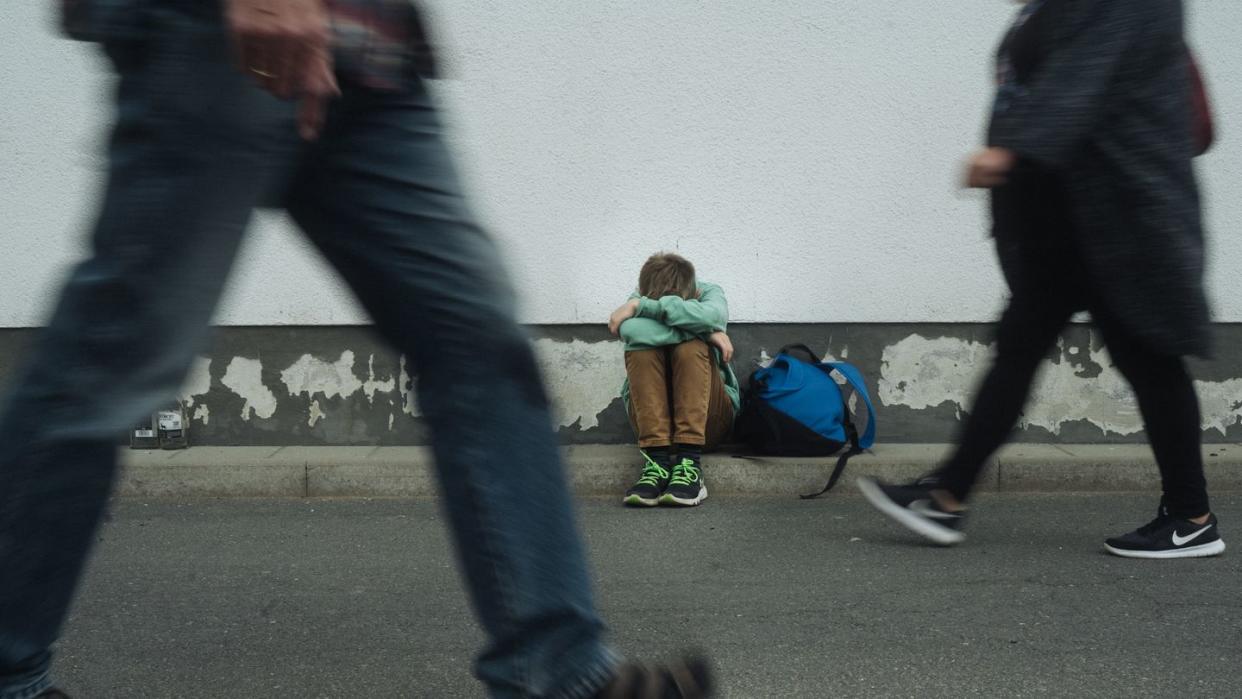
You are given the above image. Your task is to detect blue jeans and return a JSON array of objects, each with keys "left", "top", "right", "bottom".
[{"left": 0, "top": 6, "right": 615, "bottom": 698}]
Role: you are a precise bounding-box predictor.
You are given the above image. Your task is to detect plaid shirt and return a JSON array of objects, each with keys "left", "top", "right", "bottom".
[{"left": 61, "top": 0, "right": 436, "bottom": 88}]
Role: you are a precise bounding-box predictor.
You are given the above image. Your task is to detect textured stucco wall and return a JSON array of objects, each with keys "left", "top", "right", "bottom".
[{"left": 2, "top": 2, "right": 1240, "bottom": 328}]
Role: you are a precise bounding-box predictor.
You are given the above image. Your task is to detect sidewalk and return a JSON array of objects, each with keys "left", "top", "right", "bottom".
[{"left": 117, "top": 443, "right": 1242, "bottom": 497}]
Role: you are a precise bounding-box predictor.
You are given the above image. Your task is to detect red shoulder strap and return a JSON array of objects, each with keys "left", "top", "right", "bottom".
[{"left": 1187, "top": 50, "right": 1215, "bottom": 156}]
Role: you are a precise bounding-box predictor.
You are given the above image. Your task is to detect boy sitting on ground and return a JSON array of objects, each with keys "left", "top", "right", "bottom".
[{"left": 608, "top": 252, "right": 740, "bottom": 507}]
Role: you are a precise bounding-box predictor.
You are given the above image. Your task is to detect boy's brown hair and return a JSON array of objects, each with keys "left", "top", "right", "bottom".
[{"left": 638, "top": 252, "right": 697, "bottom": 299}]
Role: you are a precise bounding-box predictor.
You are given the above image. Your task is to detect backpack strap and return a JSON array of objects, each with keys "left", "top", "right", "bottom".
[
  {"left": 798, "top": 389, "right": 863, "bottom": 499},
  {"left": 799, "top": 361, "right": 877, "bottom": 499},
  {"left": 775, "top": 344, "right": 820, "bottom": 365},
  {"left": 799, "top": 434, "right": 862, "bottom": 499},
  {"left": 825, "top": 362, "right": 877, "bottom": 449}
]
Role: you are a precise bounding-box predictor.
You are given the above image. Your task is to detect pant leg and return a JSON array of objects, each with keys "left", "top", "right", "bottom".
[
  {"left": 284, "top": 80, "right": 615, "bottom": 699},
  {"left": 666, "top": 340, "right": 733, "bottom": 450},
  {"left": 934, "top": 287, "right": 1076, "bottom": 501},
  {"left": 624, "top": 348, "right": 674, "bottom": 448},
  {"left": 704, "top": 361, "right": 735, "bottom": 451},
  {"left": 0, "top": 12, "right": 298, "bottom": 698},
  {"left": 1094, "top": 314, "right": 1211, "bottom": 519}
]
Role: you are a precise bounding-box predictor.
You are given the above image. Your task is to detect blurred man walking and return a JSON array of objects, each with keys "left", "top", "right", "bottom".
[{"left": 0, "top": 2, "right": 713, "bottom": 697}]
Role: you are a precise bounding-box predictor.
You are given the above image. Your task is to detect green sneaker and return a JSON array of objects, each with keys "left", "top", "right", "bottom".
[
  {"left": 624, "top": 451, "right": 672, "bottom": 507},
  {"left": 660, "top": 457, "right": 707, "bottom": 507}
]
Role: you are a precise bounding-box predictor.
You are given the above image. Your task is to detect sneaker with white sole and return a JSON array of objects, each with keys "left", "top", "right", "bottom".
[
  {"left": 624, "top": 451, "right": 673, "bottom": 508},
  {"left": 659, "top": 457, "right": 707, "bottom": 507},
  {"left": 1104, "top": 506, "right": 1225, "bottom": 559},
  {"left": 857, "top": 477, "right": 967, "bottom": 546}
]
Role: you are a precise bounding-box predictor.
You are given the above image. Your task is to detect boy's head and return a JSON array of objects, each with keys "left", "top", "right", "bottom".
[{"left": 638, "top": 252, "right": 697, "bottom": 299}]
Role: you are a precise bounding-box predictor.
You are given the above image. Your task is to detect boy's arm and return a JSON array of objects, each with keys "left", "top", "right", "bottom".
[
  {"left": 608, "top": 296, "right": 642, "bottom": 336},
  {"left": 634, "top": 283, "right": 728, "bottom": 335},
  {"left": 618, "top": 317, "right": 691, "bottom": 348}
]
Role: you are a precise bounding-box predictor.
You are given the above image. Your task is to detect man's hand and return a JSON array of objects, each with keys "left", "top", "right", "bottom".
[
  {"left": 608, "top": 300, "right": 640, "bottom": 336},
  {"left": 225, "top": 0, "right": 340, "bottom": 139},
  {"left": 964, "top": 147, "right": 1017, "bottom": 189},
  {"left": 707, "top": 331, "right": 733, "bottom": 363},
  {"left": 294, "top": 50, "right": 339, "bottom": 140}
]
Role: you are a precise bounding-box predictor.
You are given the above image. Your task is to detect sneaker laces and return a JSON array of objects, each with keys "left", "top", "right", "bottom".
[
  {"left": 636, "top": 452, "right": 670, "bottom": 487},
  {"left": 668, "top": 458, "right": 700, "bottom": 487}
]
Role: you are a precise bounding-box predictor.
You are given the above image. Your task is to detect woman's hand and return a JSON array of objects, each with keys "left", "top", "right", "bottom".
[
  {"left": 964, "top": 147, "right": 1017, "bottom": 188},
  {"left": 608, "top": 299, "right": 640, "bottom": 336},
  {"left": 707, "top": 331, "right": 734, "bottom": 363}
]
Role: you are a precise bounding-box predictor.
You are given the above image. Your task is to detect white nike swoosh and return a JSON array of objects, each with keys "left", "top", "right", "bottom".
[
  {"left": 908, "top": 499, "right": 960, "bottom": 520},
  {"left": 1172, "top": 524, "right": 1213, "bottom": 547}
]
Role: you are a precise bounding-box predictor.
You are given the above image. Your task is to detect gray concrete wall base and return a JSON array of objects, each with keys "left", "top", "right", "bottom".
[
  {"left": 115, "top": 444, "right": 1242, "bottom": 498},
  {"left": 5, "top": 323, "right": 1242, "bottom": 447}
]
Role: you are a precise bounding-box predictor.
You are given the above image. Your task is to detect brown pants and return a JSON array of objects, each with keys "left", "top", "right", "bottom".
[{"left": 625, "top": 339, "right": 734, "bottom": 450}]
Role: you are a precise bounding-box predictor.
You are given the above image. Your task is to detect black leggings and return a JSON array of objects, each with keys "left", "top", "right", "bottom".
[{"left": 934, "top": 269, "right": 1211, "bottom": 519}]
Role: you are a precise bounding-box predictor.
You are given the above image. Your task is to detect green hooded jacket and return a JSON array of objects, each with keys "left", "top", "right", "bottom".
[{"left": 618, "top": 281, "right": 741, "bottom": 417}]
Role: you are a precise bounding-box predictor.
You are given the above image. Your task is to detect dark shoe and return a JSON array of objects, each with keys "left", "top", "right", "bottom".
[
  {"left": 36, "top": 690, "right": 72, "bottom": 699},
  {"left": 594, "top": 656, "right": 714, "bottom": 698},
  {"left": 624, "top": 451, "right": 672, "bottom": 507},
  {"left": 659, "top": 457, "right": 706, "bottom": 507},
  {"left": 1105, "top": 506, "right": 1225, "bottom": 559},
  {"left": 857, "top": 477, "right": 967, "bottom": 545}
]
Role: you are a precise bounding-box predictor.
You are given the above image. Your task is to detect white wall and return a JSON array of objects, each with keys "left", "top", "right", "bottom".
[{"left": 2, "top": 1, "right": 1239, "bottom": 327}]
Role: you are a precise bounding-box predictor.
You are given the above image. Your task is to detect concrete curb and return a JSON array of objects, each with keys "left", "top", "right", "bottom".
[{"left": 115, "top": 444, "right": 1242, "bottom": 498}]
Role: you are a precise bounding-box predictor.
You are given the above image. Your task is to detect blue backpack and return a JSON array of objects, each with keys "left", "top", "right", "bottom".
[{"left": 735, "top": 344, "right": 877, "bottom": 498}]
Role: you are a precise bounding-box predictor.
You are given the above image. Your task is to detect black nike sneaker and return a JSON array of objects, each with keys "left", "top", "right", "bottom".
[
  {"left": 1105, "top": 505, "right": 1225, "bottom": 559},
  {"left": 857, "top": 477, "right": 967, "bottom": 545}
]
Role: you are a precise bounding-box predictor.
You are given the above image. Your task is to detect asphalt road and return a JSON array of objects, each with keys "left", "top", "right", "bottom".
[{"left": 49, "top": 494, "right": 1242, "bottom": 698}]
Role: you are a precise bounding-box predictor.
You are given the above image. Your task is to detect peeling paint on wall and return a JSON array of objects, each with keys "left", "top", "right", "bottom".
[
  {"left": 278, "top": 350, "right": 400, "bottom": 426},
  {"left": 307, "top": 399, "right": 325, "bottom": 428},
  {"left": 12, "top": 321, "right": 1225, "bottom": 447},
  {"left": 180, "top": 357, "right": 212, "bottom": 406},
  {"left": 756, "top": 349, "right": 773, "bottom": 368},
  {"left": 1196, "top": 379, "right": 1242, "bottom": 436},
  {"left": 1027, "top": 339, "right": 1143, "bottom": 436},
  {"left": 281, "top": 351, "right": 364, "bottom": 400},
  {"left": 398, "top": 356, "right": 421, "bottom": 418},
  {"left": 878, "top": 333, "right": 1242, "bottom": 437},
  {"left": 361, "top": 354, "right": 395, "bottom": 402},
  {"left": 877, "top": 335, "right": 993, "bottom": 418},
  {"left": 221, "top": 357, "right": 278, "bottom": 421},
  {"left": 532, "top": 338, "right": 627, "bottom": 430},
  {"left": 751, "top": 346, "right": 844, "bottom": 367}
]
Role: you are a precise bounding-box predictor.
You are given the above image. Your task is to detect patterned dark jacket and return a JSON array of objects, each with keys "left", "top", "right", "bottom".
[
  {"left": 60, "top": 0, "right": 436, "bottom": 89},
  {"left": 988, "top": 0, "right": 1210, "bottom": 357}
]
